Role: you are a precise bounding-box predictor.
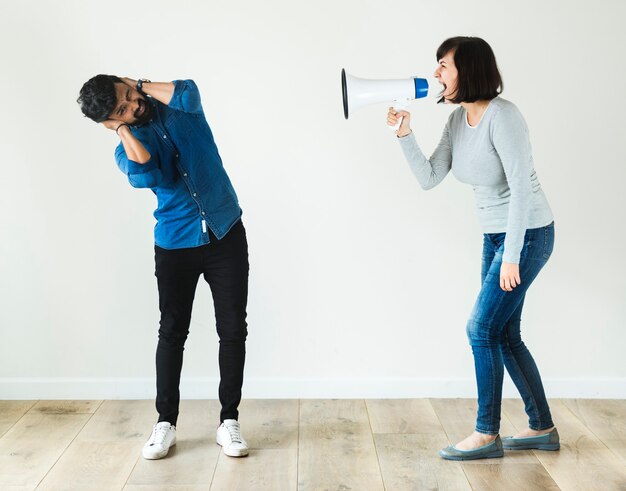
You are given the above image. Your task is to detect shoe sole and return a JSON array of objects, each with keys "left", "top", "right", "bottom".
[
  {"left": 503, "top": 443, "right": 560, "bottom": 451},
  {"left": 221, "top": 446, "right": 249, "bottom": 457},
  {"left": 440, "top": 450, "right": 504, "bottom": 461},
  {"left": 142, "top": 441, "right": 176, "bottom": 460},
  {"left": 216, "top": 438, "right": 249, "bottom": 457}
]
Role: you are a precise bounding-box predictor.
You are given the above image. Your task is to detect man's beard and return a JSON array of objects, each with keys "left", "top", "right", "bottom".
[{"left": 132, "top": 98, "right": 153, "bottom": 127}]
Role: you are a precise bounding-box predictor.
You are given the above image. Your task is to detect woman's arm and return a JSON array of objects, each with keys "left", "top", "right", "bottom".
[
  {"left": 389, "top": 108, "right": 452, "bottom": 190},
  {"left": 492, "top": 106, "right": 532, "bottom": 265},
  {"left": 492, "top": 105, "right": 533, "bottom": 291}
]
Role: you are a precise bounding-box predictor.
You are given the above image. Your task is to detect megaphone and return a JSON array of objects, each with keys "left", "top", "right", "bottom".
[{"left": 341, "top": 68, "right": 429, "bottom": 130}]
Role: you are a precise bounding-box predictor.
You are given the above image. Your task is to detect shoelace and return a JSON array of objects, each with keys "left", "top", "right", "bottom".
[
  {"left": 225, "top": 422, "right": 242, "bottom": 443},
  {"left": 149, "top": 424, "right": 170, "bottom": 446}
]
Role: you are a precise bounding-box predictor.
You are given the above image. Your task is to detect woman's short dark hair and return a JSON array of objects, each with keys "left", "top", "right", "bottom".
[
  {"left": 77, "top": 74, "right": 123, "bottom": 122},
  {"left": 436, "top": 37, "right": 502, "bottom": 104}
]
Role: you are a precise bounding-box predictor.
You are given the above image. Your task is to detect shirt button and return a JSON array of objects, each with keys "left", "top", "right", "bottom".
[
  {"left": 193, "top": 193, "right": 197, "bottom": 197},
  {"left": 175, "top": 154, "right": 179, "bottom": 158},
  {"left": 183, "top": 173, "right": 188, "bottom": 177},
  {"left": 202, "top": 211, "right": 206, "bottom": 215},
  {"left": 163, "top": 135, "right": 167, "bottom": 139}
]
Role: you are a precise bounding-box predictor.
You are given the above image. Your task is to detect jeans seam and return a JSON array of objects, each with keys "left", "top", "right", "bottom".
[
  {"left": 490, "top": 348, "right": 499, "bottom": 433},
  {"left": 469, "top": 317, "right": 506, "bottom": 435},
  {"left": 504, "top": 345, "right": 542, "bottom": 428},
  {"left": 543, "top": 226, "right": 552, "bottom": 259},
  {"left": 474, "top": 345, "right": 499, "bottom": 435}
]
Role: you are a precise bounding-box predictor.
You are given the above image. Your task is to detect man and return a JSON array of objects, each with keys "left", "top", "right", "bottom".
[{"left": 77, "top": 75, "right": 249, "bottom": 459}]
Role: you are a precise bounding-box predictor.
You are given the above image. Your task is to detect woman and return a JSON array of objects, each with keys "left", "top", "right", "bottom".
[{"left": 388, "top": 36, "right": 559, "bottom": 460}]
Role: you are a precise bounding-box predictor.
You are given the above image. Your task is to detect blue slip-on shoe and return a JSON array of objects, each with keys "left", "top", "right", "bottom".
[
  {"left": 502, "top": 428, "right": 560, "bottom": 451},
  {"left": 439, "top": 435, "right": 504, "bottom": 461}
]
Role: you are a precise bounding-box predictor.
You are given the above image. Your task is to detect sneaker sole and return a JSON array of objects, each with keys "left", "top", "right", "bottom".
[
  {"left": 221, "top": 446, "right": 249, "bottom": 457},
  {"left": 142, "top": 441, "right": 176, "bottom": 460},
  {"left": 216, "top": 437, "right": 249, "bottom": 457}
]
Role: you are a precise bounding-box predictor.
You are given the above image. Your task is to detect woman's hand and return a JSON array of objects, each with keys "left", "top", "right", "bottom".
[
  {"left": 500, "top": 262, "right": 521, "bottom": 291},
  {"left": 387, "top": 107, "right": 412, "bottom": 137}
]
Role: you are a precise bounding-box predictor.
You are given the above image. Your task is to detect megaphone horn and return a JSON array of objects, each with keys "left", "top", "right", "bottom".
[{"left": 341, "top": 69, "right": 429, "bottom": 129}]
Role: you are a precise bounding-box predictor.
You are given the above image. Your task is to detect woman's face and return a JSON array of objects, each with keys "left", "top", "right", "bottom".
[{"left": 434, "top": 50, "right": 458, "bottom": 101}]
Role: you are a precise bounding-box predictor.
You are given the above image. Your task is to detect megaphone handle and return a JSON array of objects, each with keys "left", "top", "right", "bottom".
[{"left": 390, "top": 101, "right": 408, "bottom": 132}]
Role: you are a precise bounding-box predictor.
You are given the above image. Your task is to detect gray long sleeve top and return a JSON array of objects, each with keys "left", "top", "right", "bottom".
[{"left": 398, "top": 97, "right": 553, "bottom": 264}]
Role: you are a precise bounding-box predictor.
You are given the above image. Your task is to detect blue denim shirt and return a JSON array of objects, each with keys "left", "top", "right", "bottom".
[{"left": 115, "top": 80, "right": 242, "bottom": 249}]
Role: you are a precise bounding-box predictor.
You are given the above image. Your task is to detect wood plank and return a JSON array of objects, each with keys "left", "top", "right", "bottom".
[
  {"left": 0, "top": 401, "right": 36, "bottom": 438},
  {"left": 210, "top": 448, "right": 297, "bottom": 491},
  {"left": 125, "top": 486, "right": 209, "bottom": 491},
  {"left": 34, "top": 400, "right": 154, "bottom": 490},
  {"left": 297, "top": 399, "right": 384, "bottom": 491},
  {"left": 126, "top": 400, "right": 221, "bottom": 487},
  {"left": 562, "top": 399, "right": 626, "bottom": 462},
  {"left": 0, "top": 398, "right": 622, "bottom": 490},
  {"left": 36, "top": 441, "right": 140, "bottom": 490},
  {"left": 533, "top": 463, "right": 626, "bottom": 491},
  {"left": 209, "top": 400, "right": 299, "bottom": 490},
  {"left": 462, "top": 463, "right": 560, "bottom": 490},
  {"left": 0, "top": 413, "right": 91, "bottom": 488},
  {"left": 503, "top": 399, "right": 626, "bottom": 490},
  {"left": 430, "top": 398, "right": 539, "bottom": 464},
  {"left": 366, "top": 399, "right": 444, "bottom": 435},
  {"left": 74, "top": 400, "right": 155, "bottom": 443},
  {"left": 237, "top": 399, "right": 299, "bottom": 449},
  {"left": 29, "top": 401, "right": 102, "bottom": 415},
  {"left": 374, "top": 433, "right": 471, "bottom": 490}
]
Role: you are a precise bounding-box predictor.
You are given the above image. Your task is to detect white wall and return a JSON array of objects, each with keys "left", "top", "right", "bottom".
[{"left": 1, "top": 0, "right": 624, "bottom": 399}]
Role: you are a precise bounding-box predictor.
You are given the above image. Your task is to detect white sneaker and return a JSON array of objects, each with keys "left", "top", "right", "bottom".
[
  {"left": 216, "top": 419, "right": 249, "bottom": 457},
  {"left": 142, "top": 422, "right": 176, "bottom": 459}
]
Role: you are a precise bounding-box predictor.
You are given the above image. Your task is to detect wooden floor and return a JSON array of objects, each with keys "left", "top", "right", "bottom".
[{"left": 0, "top": 399, "right": 624, "bottom": 490}]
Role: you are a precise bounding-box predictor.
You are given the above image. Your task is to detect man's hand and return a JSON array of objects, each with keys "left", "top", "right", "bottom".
[
  {"left": 101, "top": 119, "right": 126, "bottom": 131},
  {"left": 500, "top": 262, "right": 521, "bottom": 292},
  {"left": 120, "top": 77, "right": 137, "bottom": 89},
  {"left": 119, "top": 77, "right": 175, "bottom": 106}
]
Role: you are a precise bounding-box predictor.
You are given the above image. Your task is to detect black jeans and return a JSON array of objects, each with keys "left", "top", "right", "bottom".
[{"left": 154, "top": 220, "right": 249, "bottom": 425}]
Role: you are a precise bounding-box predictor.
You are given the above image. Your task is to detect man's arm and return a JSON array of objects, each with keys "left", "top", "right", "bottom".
[
  {"left": 107, "top": 123, "right": 162, "bottom": 189},
  {"left": 121, "top": 77, "right": 174, "bottom": 106},
  {"left": 102, "top": 120, "right": 151, "bottom": 163}
]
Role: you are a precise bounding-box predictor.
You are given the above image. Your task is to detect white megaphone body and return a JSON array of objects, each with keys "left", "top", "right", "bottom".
[{"left": 342, "top": 68, "right": 429, "bottom": 130}]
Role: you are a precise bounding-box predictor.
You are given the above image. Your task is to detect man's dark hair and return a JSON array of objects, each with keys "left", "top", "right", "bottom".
[
  {"left": 77, "top": 74, "right": 123, "bottom": 122},
  {"left": 436, "top": 37, "right": 503, "bottom": 104}
]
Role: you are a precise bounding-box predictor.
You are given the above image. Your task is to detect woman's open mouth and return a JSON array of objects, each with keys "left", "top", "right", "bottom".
[{"left": 136, "top": 100, "right": 145, "bottom": 117}]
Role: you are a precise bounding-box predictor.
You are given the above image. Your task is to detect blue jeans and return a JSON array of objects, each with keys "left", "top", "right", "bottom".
[{"left": 467, "top": 222, "right": 555, "bottom": 435}]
